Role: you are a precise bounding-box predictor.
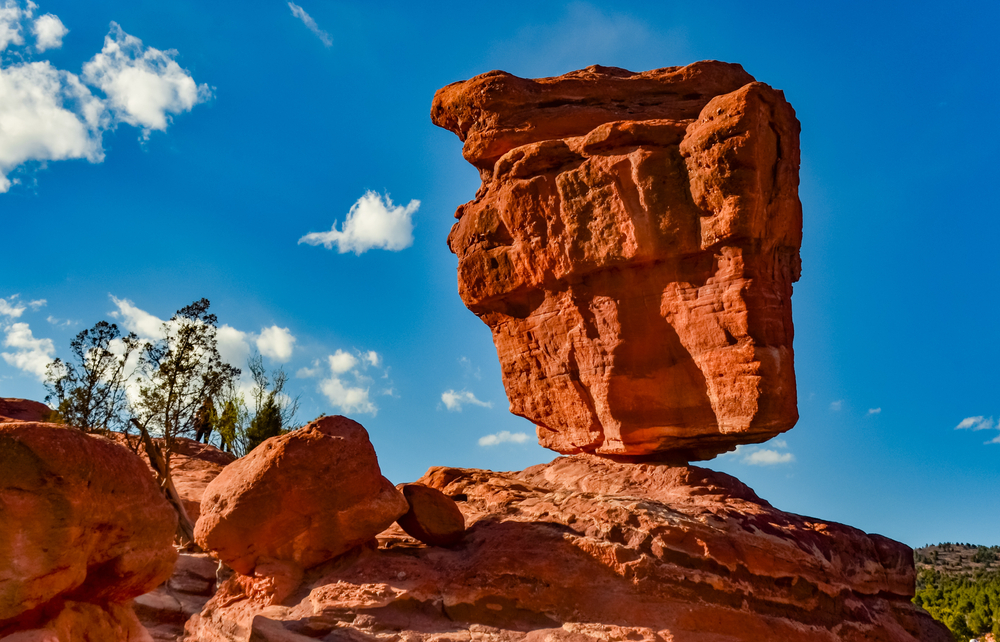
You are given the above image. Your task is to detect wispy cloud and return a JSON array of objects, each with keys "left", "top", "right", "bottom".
[
  {"left": 743, "top": 448, "right": 795, "bottom": 466},
  {"left": 299, "top": 191, "right": 419, "bottom": 255},
  {"left": 479, "top": 430, "right": 529, "bottom": 447},
  {"left": 296, "top": 348, "right": 387, "bottom": 416},
  {"left": 0, "top": 295, "right": 27, "bottom": 318},
  {"left": 868, "top": 407, "right": 882, "bottom": 415},
  {"left": 441, "top": 389, "right": 492, "bottom": 412},
  {"left": 829, "top": 400, "right": 843, "bottom": 411},
  {"left": 956, "top": 416, "right": 995, "bottom": 431},
  {"left": 288, "top": 2, "right": 332, "bottom": 47}
]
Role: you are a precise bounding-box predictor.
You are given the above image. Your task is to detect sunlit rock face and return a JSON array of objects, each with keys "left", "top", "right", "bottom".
[{"left": 431, "top": 61, "right": 802, "bottom": 460}]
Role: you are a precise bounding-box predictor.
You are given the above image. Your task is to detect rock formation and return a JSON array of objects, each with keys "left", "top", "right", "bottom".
[
  {"left": 0, "top": 397, "right": 51, "bottom": 423},
  {"left": 183, "top": 455, "right": 950, "bottom": 642},
  {"left": 0, "top": 422, "right": 178, "bottom": 641},
  {"left": 431, "top": 61, "right": 802, "bottom": 460},
  {"left": 194, "top": 416, "right": 408, "bottom": 601}
]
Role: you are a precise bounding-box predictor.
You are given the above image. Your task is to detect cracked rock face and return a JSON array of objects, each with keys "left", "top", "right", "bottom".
[{"left": 431, "top": 61, "right": 803, "bottom": 460}]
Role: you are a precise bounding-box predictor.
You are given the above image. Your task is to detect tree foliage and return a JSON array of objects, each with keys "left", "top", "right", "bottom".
[
  {"left": 44, "top": 321, "right": 142, "bottom": 433},
  {"left": 915, "top": 566, "right": 1000, "bottom": 640},
  {"left": 213, "top": 354, "right": 298, "bottom": 457}
]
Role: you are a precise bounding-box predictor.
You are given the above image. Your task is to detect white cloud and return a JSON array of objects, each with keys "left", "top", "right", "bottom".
[
  {"left": 1, "top": 13, "right": 208, "bottom": 192},
  {"left": 288, "top": 2, "right": 332, "bottom": 47},
  {"left": 0, "top": 0, "right": 29, "bottom": 52},
  {"left": 328, "top": 349, "right": 358, "bottom": 374},
  {"left": 770, "top": 439, "right": 788, "bottom": 449},
  {"left": 2, "top": 321, "right": 55, "bottom": 380},
  {"left": 743, "top": 449, "right": 795, "bottom": 466},
  {"left": 441, "top": 389, "right": 492, "bottom": 412},
  {"left": 0, "top": 61, "right": 106, "bottom": 192},
  {"left": 32, "top": 13, "right": 66, "bottom": 52},
  {"left": 109, "top": 295, "right": 165, "bottom": 340},
  {"left": 363, "top": 350, "right": 380, "bottom": 367},
  {"left": 256, "top": 325, "right": 295, "bottom": 362},
  {"left": 829, "top": 400, "right": 843, "bottom": 411},
  {"left": 216, "top": 324, "right": 251, "bottom": 368},
  {"left": 299, "top": 190, "right": 419, "bottom": 254},
  {"left": 0, "top": 295, "right": 26, "bottom": 318},
  {"left": 868, "top": 407, "right": 881, "bottom": 415},
  {"left": 27, "top": 298, "right": 45, "bottom": 309},
  {"left": 296, "top": 359, "right": 322, "bottom": 379},
  {"left": 319, "top": 375, "right": 375, "bottom": 415},
  {"left": 479, "top": 431, "right": 529, "bottom": 447},
  {"left": 956, "top": 416, "right": 995, "bottom": 431},
  {"left": 82, "top": 23, "right": 212, "bottom": 135}
]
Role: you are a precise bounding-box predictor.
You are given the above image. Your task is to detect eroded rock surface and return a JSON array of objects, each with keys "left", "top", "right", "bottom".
[
  {"left": 0, "top": 422, "right": 177, "bottom": 640},
  {"left": 183, "top": 456, "right": 949, "bottom": 642},
  {"left": 431, "top": 61, "right": 803, "bottom": 460},
  {"left": 0, "top": 398, "right": 51, "bottom": 423},
  {"left": 395, "top": 483, "right": 466, "bottom": 547},
  {"left": 194, "top": 416, "right": 408, "bottom": 579}
]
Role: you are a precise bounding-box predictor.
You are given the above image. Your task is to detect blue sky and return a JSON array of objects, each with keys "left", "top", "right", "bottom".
[{"left": 1, "top": 0, "right": 997, "bottom": 548}]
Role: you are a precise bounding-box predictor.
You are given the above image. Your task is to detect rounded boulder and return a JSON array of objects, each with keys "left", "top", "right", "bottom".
[
  {"left": 194, "top": 416, "right": 408, "bottom": 575},
  {"left": 0, "top": 423, "right": 178, "bottom": 623},
  {"left": 395, "top": 483, "right": 466, "bottom": 547}
]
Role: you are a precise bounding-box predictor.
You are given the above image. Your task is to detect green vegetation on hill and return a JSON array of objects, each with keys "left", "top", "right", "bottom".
[{"left": 913, "top": 543, "right": 1000, "bottom": 640}]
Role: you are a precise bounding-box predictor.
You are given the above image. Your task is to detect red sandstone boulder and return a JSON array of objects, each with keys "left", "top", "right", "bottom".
[
  {"left": 0, "top": 422, "right": 177, "bottom": 639},
  {"left": 194, "top": 416, "right": 408, "bottom": 577},
  {"left": 431, "top": 61, "right": 802, "bottom": 460},
  {"left": 395, "top": 483, "right": 466, "bottom": 547},
  {"left": 183, "top": 455, "right": 949, "bottom": 642},
  {"left": 0, "top": 398, "right": 51, "bottom": 423}
]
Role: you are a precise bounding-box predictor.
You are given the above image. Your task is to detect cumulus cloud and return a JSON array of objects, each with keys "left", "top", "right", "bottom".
[
  {"left": 829, "top": 400, "right": 843, "bottom": 411},
  {"left": 743, "top": 449, "right": 795, "bottom": 466},
  {"left": 0, "top": 0, "right": 29, "bottom": 51},
  {"left": 0, "top": 8, "right": 209, "bottom": 192},
  {"left": 329, "top": 349, "right": 358, "bottom": 374},
  {"left": 288, "top": 2, "right": 332, "bottom": 47},
  {"left": 868, "top": 407, "right": 881, "bottom": 415},
  {"left": 479, "top": 430, "right": 529, "bottom": 447},
  {"left": 299, "top": 191, "right": 419, "bottom": 254},
  {"left": 0, "top": 295, "right": 26, "bottom": 318},
  {"left": 1, "top": 321, "right": 55, "bottom": 379},
  {"left": 32, "top": 13, "right": 66, "bottom": 51},
  {"left": 956, "top": 416, "right": 995, "bottom": 431},
  {"left": 0, "top": 61, "right": 106, "bottom": 192},
  {"left": 215, "top": 324, "right": 251, "bottom": 368},
  {"left": 82, "top": 23, "right": 212, "bottom": 135},
  {"left": 296, "top": 359, "right": 323, "bottom": 379},
  {"left": 317, "top": 349, "right": 383, "bottom": 415},
  {"left": 441, "top": 389, "right": 492, "bottom": 412},
  {"left": 256, "top": 325, "right": 295, "bottom": 362}
]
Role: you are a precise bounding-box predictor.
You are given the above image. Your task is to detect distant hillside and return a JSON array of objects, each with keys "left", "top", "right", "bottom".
[{"left": 913, "top": 543, "right": 1000, "bottom": 641}]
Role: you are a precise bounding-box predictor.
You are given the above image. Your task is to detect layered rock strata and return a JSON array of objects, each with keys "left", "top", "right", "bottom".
[
  {"left": 183, "top": 455, "right": 949, "bottom": 642},
  {"left": 0, "top": 422, "right": 177, "bottom": 641},
  {"left": 431, "top": 61, "right": 803, "bottom": 460},
  {"left": 194, "top": 416, "right": 408, "bottom": 598}
]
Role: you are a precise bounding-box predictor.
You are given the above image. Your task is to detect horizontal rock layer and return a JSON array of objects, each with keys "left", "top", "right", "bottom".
[
  {"left": 184, "top": 456, "right": 949, "bottom": 642},
  {"left": 432, "top": 61, "right": 803, "bottom": 459}
]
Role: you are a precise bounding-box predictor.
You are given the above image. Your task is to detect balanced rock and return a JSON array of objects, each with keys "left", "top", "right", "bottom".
[
  {"left": 431, "top": 61, "right": 802, "bottom": 460},
  {"left": 194, "top": 416, "right": 408, "bottom": 577},
  {"left": 184, "top": 455, "right": 949, "bottom": 642},
  {"left": 0, "top": 397, "right": 51, "bottom": 423},
  {"left": 0, "top": 422, "right": 177, "bottom": 639},
  {"left": 395, "top": 483, "right": 466, "bottom": 547}
]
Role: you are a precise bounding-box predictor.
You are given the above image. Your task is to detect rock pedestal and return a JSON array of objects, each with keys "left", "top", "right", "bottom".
[
  {"left": 183, "top": 455, "right": 950, "bottom": 642},
  {"left": 431, "top": 61, "right": 802, "bottom": 460}
]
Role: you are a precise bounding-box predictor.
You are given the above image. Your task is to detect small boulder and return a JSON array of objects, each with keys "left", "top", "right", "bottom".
[
  {"left": 194, "top": 416, "right": 408, "bottom": 576},
  {"left": 395, "top": 483, "right": 466, "bottom": 547}
]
